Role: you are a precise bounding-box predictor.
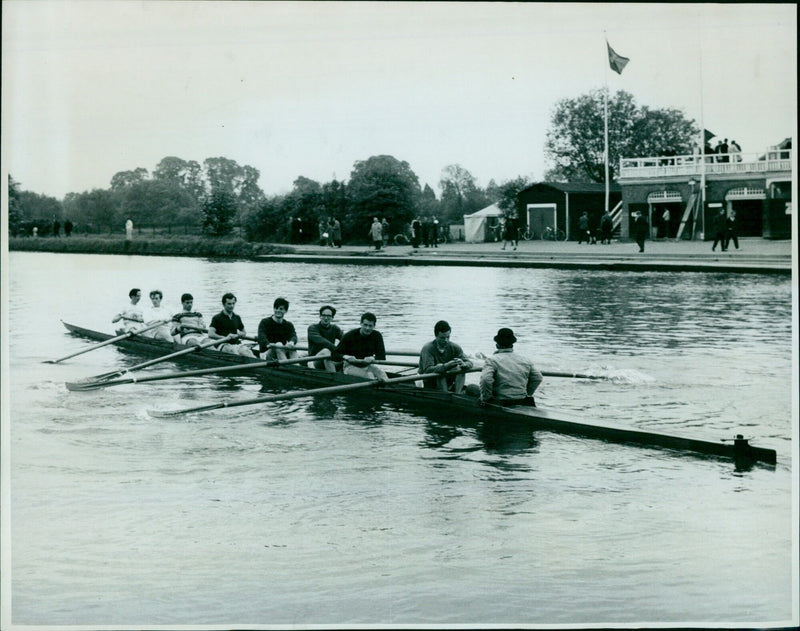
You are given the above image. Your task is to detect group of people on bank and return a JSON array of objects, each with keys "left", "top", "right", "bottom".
[{"left": 112, "top": 289, "right": 543, "bottom": 407}]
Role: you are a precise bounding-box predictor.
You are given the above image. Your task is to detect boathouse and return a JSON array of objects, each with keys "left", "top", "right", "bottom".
[
  {"left": 616, "top": 139, "right": 793, "bottom": 240},
  {"left": 514, "top": 182, "right": 622, "bottom": 240}
]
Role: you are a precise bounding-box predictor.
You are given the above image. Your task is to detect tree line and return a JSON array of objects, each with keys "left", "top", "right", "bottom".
[{"left": 8, "top": 89, "right": 698, "bottom": 242}]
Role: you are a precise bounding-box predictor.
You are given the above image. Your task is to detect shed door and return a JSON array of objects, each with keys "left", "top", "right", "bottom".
[{"left": 527, "top": 203, "right": 557, "bottom": 238}]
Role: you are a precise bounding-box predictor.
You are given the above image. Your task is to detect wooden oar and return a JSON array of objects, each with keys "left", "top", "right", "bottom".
[
  {"left": 67, "top": 334, "right": 237, "bottom": 386},
  {"left": 45, "top": 320, "right": 169, "bottom": 364},
  {"left": 148, "top": 368, "right": 479, "bottom": 418},
  {"left": 66, "top": 353, "right": 321, "bottom": 391}
]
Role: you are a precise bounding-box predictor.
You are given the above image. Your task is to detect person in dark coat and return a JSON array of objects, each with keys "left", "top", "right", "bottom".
[
  {"left": 577, "top": 211, "right": 590, "bottom": 244},
  {"left": 632, "top": 211, "right": 648, "bottom": 252},
  {"left": 64, "top": 219, "right": 73, "bottom": 237},
  {"left": 711, "top": 208, "right": 728, "bottom": 251},
  {"left": 600, "top": 211, "right": 613, "bottom": 244},
  {"left": 53, "top": 218, "right": 60, "bottom": 237},
  {"left": 724, "top": 210, "right": 739, "bottom": 251},
  {"left": 411, "top": 217, "right": 421, "bottom": 248}
]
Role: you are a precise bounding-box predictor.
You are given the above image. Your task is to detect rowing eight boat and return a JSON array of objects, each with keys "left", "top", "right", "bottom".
[{"left": 59, "top": 321, "right": 777, "bottom": 466}]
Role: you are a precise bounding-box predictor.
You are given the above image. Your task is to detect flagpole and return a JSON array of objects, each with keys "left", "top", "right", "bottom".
[
  {"left": 697, "top": 23, "right": 706, "bottom": 240},
  {"left": 603, "top": 32, "right": 610, "bottom": 215}
]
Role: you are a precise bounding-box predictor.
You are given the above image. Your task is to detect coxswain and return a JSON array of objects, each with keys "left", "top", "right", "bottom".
[
  {"left": 111, "top": 288, "right": 144, "bottom": 334},
  {"left": 208, "top": 292, "right": 256, "bottom": 357},
  {"left": 140, "top": 290, "right": 173, "bottom": 341},
  {"left": 257, "top": 297, "right": 298, "bottom": 361},
  {"left": 418, "top": 320, "right": 473, "bottom": 394},
  {"left": 171, "top": 293, "right": 207, "bottom": 346},
  {"left": 307, "top": 305, "right": 344, "bottom": 372},
  {"left": 332, "top": 312, "right": 388, "bottom": 381},
  {"left": 479, "top": 327, "right": 542, "bottom": 407}
]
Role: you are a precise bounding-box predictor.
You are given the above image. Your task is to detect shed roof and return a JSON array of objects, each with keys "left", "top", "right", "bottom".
[{"left": 520, "top": 181, "right": 622, "bottom": 195}]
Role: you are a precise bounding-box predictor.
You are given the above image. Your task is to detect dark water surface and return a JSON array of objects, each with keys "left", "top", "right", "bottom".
[{"left": 6, "top": 252, "right": 795, "bottom": 626}]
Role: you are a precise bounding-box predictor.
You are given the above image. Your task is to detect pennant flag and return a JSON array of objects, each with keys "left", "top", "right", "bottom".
[
  {"left": 607, "top": 41, "right": 629, "bottom": 74},
  {"left": 704, "top": 129, "right": 716, "bottom": 143}
]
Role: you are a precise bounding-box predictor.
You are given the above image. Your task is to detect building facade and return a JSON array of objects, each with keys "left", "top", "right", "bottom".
[
  {"left": 515, "top": 182, "right": 622, "bottom": 241},
  {"left": 616, "top": 141, "right": 793, "bottom": 240}
]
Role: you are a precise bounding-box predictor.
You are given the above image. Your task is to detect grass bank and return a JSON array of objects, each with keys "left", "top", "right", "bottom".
[{"left": 9, "top": 235, "right": 293, "bottom": 259}]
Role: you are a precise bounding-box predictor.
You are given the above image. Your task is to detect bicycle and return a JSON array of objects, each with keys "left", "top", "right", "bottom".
[
  {"left": 540, "top": 226, "right": 566, "bottom": 241},
  {"left": 518, "top": 227, "right": 533, "bottom": 241}
]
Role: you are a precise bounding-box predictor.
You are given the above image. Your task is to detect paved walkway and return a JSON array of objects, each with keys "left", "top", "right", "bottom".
[{"left": 259, "top": 237, "right": 793, "bottom": 274}]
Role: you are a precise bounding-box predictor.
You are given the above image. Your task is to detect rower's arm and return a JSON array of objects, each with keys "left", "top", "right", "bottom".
[{"left": 528, "top": 366, "right": 544, "bottom": 395}]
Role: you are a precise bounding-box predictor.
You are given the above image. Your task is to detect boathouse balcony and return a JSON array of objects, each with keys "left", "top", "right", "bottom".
[{"left": 619, "top": 149, "right": 792, "bottom": 180}]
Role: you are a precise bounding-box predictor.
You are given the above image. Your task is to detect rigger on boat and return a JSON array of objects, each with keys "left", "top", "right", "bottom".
[{"left": 57, "top": 321, "right": 777, "bottom": 467}]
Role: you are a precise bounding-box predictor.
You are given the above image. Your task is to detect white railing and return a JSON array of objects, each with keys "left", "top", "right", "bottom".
[{"left": 619, "top": 150, "right": 793, "bottom": 179}]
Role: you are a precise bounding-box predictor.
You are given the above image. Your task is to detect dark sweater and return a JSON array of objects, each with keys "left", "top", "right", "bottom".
[{"left": 333, "top": 328, "right": 386, "bottom": 361}]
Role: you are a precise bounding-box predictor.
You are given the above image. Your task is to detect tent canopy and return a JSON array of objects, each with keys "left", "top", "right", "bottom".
[{"left": 463, "top": 203, "right": 503, "bottom": 242}]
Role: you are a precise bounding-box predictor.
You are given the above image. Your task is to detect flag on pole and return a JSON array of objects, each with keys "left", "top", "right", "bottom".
[
  {"left": 607, "top": 41, "right": 629, "bottom": 74},
  {"left": 704, "top": 129, "right": 716, "bottom": 143}
]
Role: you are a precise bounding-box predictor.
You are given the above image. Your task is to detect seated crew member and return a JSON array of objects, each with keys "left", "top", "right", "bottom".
[
  {"left": 479, "top": 327, "right": 543, "bottom": 407},
  {"left": 307, "top": 305, "right": 344, "bottom": 372},
  {"left": 257, "top": 297, "right": 298, "bottom": 361},
  {"left": 208, "top": 292, "right": 256, "bottom": 358},
  {"left": 332, "top": 312, "right": 389, "bottom": 381},
  {"left": 140, "top": 289, "right": 173, "bottom": 341},
  {"left": 418, "top": 320, "right": 473, "bottom": 394},
  {"left": 171, "top": 293, "right": 206, "bottom": 346},
  {"left": 112, "top": 287, "right": 144, "bottom": 334}
]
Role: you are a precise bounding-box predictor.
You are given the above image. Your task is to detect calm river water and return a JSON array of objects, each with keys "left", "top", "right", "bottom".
[{"left": 5, "top": 251, "right": 796, "bottom": 627}]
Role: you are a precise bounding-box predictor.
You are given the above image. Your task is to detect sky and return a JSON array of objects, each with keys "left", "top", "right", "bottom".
[{"left": 1, "top": 1, "right": 796, "bottom": 200}]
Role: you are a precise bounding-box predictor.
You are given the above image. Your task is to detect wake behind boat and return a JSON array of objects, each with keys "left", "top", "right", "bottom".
[{"left": 58, "top": 321, "right": 777, "bottom": 466}]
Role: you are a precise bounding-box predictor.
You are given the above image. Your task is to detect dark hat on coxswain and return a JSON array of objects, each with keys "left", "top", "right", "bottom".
[{"left": 494, "top": 327, "right": 517, "bottom": 345}]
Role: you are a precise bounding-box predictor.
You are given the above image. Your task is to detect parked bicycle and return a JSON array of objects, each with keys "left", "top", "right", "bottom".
[
  {"left": 540, "top": 226, "right": 566, "bottom": 241},
  {"left": 518, "top": 227, "right": 534, "bottom": 241}
]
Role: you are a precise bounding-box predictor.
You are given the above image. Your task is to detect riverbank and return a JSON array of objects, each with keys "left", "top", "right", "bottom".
[
  {"left": 8, "top": 234, "right": 292, "bottom": 258},
  {"left": 259, "top": 237, "right": 794, "bottom": 274},
  {"left": 8, "top": 234, "right": 793, "bottom": 273}
]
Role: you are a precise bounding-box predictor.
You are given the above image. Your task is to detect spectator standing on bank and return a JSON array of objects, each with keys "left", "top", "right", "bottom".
[
  {"left": 381, "top": 218, "right": 390, "bottom": 247},
  {"left": 125, "top": 218, "right": 133, "bottom": 251},
  {"left": 725, "top": 209, "right": 739, "bottom": 251},
  {"left": 318, "top": 218, "right": 328, "bottom": 246},
  {"left": 600, "top": 210, "right": 613, "bottom": 244},
  {"left": 711, "top": 208, "right": 727, "bottom": 252},
  {"left": 661, "top": 208, "right": 671, "bottom": 239},
  {"left": 369, "top": 217, "right": 383, "bottom": 250},
  {"left": 328, "top": 217, "right": 341, "bottom": 248},
  {"left": 53, "top": 217, "right": 60, "bottom": 237},
  {"left": 578, "top": 211, "right": 590, "bottom": 244},
  {"left": 64, "top": 219, "right": 73, "bottom": 237},
  {"left": 411, "top": 217, "right": 422, "bottom": 248},
  {"left": 588, "top": 212, "right": 598, "bottom": 244},
  {"left": 718, "top": 138, "right": 729, "bottom": 163},
  {"left": 632, "top": 211, "right": 648, "bottom": 253},
  {"left": 431, "top": 218, "right": 439, "bottom": 248},
  {"left": 501, "top": 215, "right": 516, "bottom": 251}
]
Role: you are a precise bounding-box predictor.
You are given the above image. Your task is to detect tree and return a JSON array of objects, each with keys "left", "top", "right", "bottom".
[
  {"left": 153, "top": 156, "right": 205, "bottom": 205},
  {"left": 67, "top": 189, "right": 120, "bottom": 234},
  {"left": 110, "top": 167, "right": 149, "bottom": 191},
  {"left": 202, "top": 190, "right": 237, "bottom": 236},
  {"left": 346, "top": 155, "right": 421, "bottom": 240},
  {"left": 418, "top": 184, "right": 439, "bottom": 218},
  {"left": 8, "top": 176, "right": 23, "bottom": 236},
  {"left": 495, "top": 176, "right": 533, "bottom": 216},
  {"left": 544, "top": 89, "right": 698, "bottom": 182},
  {"left": 119, "top": 179, "right": 198, "bottom": 230}
]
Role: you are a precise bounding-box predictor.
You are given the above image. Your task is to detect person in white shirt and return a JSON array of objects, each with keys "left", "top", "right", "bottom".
[
  {"left": 111, "top": 288, "right": 144, "bottom": 334},
  {"left": 479, "top": 328, "right": 543, "bottom": 407},
  {"left": 140, "top": 290, "right": 173, "bottom": 341}
]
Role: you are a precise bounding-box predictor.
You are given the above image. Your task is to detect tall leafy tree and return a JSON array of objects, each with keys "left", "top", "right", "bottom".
[
  {"left": 346, "top": 155, "right": 421, "bottom": 239},
  {"left": 202, "top": 190, "right": 238, "bottom": 236},
  {"left": 110, "top": 167, "right": 149, "bottom": 191},
  {"left": 153, "top": 156, "right": 205, "bottom": 205},
  {"left": 7, "top": 175, "right": 23, "bottom": 236},
  {"left": 544, "top": 89, "right": 698, "bottom": 182},
  {"left": 496, "top": 176, "right": 533, "bottom": 216}
]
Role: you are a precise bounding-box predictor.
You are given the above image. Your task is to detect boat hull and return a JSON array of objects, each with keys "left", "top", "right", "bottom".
[{"left": 61, "top": 321, "right": 777, "bottom": 466}]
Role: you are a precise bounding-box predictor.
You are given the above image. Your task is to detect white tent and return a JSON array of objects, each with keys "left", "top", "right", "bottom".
[{"left": 463, "top": 203, "right": 504, "bottom": 242}]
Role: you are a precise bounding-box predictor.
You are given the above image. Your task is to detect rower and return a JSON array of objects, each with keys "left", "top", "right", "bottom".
[
  {"left": 140, "top": 290, "right": 173, "bottom": 341},
  {"left": 307, "top": 305, "right": 344, "bottom": 372},
  {"left": 478, "top": 327, "right": 542, "bottom": 407},
  {"left": 208, "top": 292, "right": 256, "bottom": 358},
  {"left": 171, "top": 293, "right": 206, "bottom": 346},
  {"left": 418, "top": 320, "right": 473, "bottom": 394},
  {"left": 111, "top": 288, "right": 144, "bottom": 334},
  {"left": 257, "top": 297, "right": 298, "bottom": 361},
  {"left": 332, "top": 312, "right": 389, "bottom": 381}
]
